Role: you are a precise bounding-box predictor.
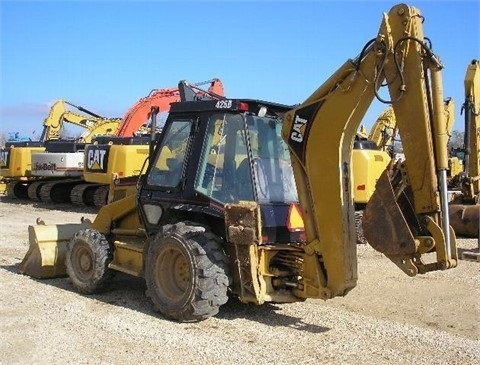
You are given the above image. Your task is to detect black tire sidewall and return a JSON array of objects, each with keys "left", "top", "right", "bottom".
[
  {"left": 145, "top": 234, "right": 197, "bottom": 314},
  {"left": 66, "top": 229, "right": 113, "bottom": 294},
  {"left": 145, "top": 224, "right": 229, "bottom": 322}
]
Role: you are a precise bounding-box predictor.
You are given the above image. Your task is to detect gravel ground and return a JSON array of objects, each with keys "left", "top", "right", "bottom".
[{"left": 0, "top": 196, "right": 479, "bottom": 365}]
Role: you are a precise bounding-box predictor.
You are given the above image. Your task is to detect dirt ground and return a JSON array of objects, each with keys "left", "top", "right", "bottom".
[{"left": 0, "top": 195, "right": 479, "bottom": 365}]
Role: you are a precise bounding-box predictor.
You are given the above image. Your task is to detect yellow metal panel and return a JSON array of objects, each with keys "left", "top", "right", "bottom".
[
  {"left": 109, "top": 240, "right": 145, "bottom": 277},
  {"left": 0, "top": 147, "right": 45, "bottom": 178}
]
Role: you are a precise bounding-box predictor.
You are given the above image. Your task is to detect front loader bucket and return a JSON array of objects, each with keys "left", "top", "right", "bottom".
[
  {"left": 448, "top": 204, "right": 480, "bottom": 238},
  {"left": 19, "top": 220, "right": 91, "bottom": 279}
]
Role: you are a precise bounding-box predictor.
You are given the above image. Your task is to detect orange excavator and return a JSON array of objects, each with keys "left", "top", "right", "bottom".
[{"left": 115, "top": 79, "right": 224, "bottom": 137}]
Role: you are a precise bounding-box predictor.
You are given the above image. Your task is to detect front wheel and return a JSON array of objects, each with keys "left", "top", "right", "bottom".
[
  {"left": 145, "top": 223, "right": 230, "bottom": 322},
  {"left": 65, "top": 229, "right": 114, "bottom": 294}
]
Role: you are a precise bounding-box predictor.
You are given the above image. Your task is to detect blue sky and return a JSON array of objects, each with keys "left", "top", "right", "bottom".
[{"left": 1, "top": 0, "right": 479, "bottom": 139}]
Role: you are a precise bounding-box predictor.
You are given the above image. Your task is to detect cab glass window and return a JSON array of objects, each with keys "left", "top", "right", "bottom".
[
  {"left": 194, "top": 111, "right": 298, "bottom": 204},
  {"left": 194, "top": 113, "right": 253, "bottom": 203},
  {"left": 246, "top": 115, "right": 298, "bottom": 203},
  {"left": 147, "top": 120, "right": 192, "bottom": 187}
]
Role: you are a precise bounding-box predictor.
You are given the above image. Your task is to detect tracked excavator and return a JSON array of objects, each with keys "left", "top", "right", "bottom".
[
  {"left": 20, "top": 3, "right": 458, "bottom": 322},
  {"left": 0, "top": 100, "right": 120, "bottom": 199},
  {"left": 448, "top": 59, "right": 480, "bottom": 239},
  {"left": 352, "top": 107, "right": 397, "bottom": 244},
  {"left": 28, "top": 101, "right": 121, "bottom": 204},
  {"left": 352, "top": 107, "right": 396, "bottom": 208}
]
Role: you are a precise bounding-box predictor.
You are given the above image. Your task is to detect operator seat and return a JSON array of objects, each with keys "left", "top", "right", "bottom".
[{"left": 235, "top": 158, "right": 254, "bottom": 201}]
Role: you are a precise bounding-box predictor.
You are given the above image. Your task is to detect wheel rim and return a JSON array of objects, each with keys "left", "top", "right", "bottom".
[
  {"left": 72, "top": 243, "right": 94, "bottom": 281},
  {"left": 155, "top": 246, "right": 191, "bottom": 302}
]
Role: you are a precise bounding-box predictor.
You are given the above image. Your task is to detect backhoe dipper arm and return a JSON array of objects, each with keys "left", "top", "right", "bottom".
[
  {"left": 178, "top": 78, "right": 225, "bottom": 102},
  {"left": 282, "top": 3, "right": 456, "bottom": 297}
]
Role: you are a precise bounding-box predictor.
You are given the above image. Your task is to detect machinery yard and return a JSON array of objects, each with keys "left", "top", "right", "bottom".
[
  {"left": 1, "top": 3, "right": 479, "bottom": 364},
  {"left": 0, "top": 196, "right": 478, "bottom": 365}
]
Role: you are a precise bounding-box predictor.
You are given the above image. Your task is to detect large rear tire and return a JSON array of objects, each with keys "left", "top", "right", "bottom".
[
  {"left": 145, "top": 222, "right": 229, "bottom": 322},
  {"left": 66, "top": 229, "right": 114, "bottom": 294}
]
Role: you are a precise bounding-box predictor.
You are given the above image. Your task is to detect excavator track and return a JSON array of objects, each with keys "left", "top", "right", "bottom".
[
  {"left": 7, "top": 181, "right": 28, "bottom": 199},
  {"left": 27, "top": 181, "right": 46, "bottom": 201},
  {"left": 92, "top": 185, "right": 109, "bottom": 207},
  {"left": 70, "top": 183, "right": 105, "bottom": 206},
  {"left": 355, "top": 210, "right": 369, "bottom": 245},
  {"left": 39, "top": 179, "right": 82, "bottom": 204},
  {"left": 70, "top": 184, "right": 90, "bottom": 206},
  {"left": 39, "top": 182, "right": 60, "bottom": 203}
]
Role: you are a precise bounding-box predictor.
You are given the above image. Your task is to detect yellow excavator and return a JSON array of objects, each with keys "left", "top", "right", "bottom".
[
  {"left": 353, "top": 107, "right": 396, "bottom": 244},
  {"left": 353, "top": 107, "right": 396, "bottom": 208},
  {"left": 37, "top": 99, "right": 120, "bottom": 143},
  {"left": 367, "top": 105, "right": 397, "bottom": 153},
  {"left": 19, "top": 3, "right": 457, "bottom": 321},
  {"left": 448, "top": 59, "right": 480, "bottom": 240},
  {"left": 443, "top": 98, "right": 464, "bottom": 180},
  {"left": 0, "top": 100, "right": 121, "bottom": 199}
]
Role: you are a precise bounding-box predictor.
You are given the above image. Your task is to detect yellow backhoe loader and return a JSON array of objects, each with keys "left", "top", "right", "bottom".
[{"left": 19, "top": 3, "right": 457, "bottom": 322}]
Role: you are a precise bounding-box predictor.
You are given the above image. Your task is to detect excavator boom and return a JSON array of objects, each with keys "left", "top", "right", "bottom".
[
  {"left": 368, "top": 106, "right": 397, "bottom": 153},
  {"left": 38, "top": 100, "right": 120, "bottom": 143},
  {"left": 39, "top": 99, "right": 120, "bottom": 142},
  {"left": 115, "top": 78, "right": 224, "bottom": 137}
]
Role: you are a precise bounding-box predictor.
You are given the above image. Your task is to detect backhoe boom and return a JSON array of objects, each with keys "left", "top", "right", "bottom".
[{"left": 282, "top": 4, "right": 456, "bottom": 296}]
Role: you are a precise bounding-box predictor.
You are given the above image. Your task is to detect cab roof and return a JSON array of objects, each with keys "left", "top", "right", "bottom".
[{"left": 169, "top": 99, "right": 293, "bottom": 116}]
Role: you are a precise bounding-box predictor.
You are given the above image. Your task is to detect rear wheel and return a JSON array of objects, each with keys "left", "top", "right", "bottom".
[
  {"left": 66, "top": 229, "right": 114, "bottom": 294},
  {"left": 145, "top": 222, "right": 230, "bottom": 322}
]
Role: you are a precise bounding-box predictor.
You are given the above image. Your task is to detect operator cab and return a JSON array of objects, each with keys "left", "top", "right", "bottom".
[{"left": 138, "top": 99, "right": 303, "bottom": 243}]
